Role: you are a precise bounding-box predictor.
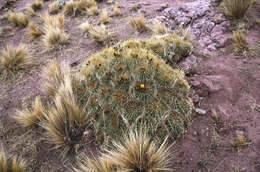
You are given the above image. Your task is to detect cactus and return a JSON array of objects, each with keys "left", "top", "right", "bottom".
[{"left": 78, "top": 34, "right": 193, "bottom": 145}]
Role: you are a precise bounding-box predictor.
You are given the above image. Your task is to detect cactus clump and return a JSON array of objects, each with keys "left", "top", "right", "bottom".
[{"left": 77, "top": 34, "right": 193, "bottom": 145}]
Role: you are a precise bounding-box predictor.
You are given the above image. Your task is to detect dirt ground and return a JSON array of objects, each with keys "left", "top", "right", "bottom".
[{"left": 0, "top": 0, "right": 260, "bottom": 171}]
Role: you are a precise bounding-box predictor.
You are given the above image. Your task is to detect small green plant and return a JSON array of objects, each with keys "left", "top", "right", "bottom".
[
  {"left": 222, "top": 0, "right": 254, "bottom": 19},
  {"left": 0, "top": 152, "right": 25, "bottom": 172}
]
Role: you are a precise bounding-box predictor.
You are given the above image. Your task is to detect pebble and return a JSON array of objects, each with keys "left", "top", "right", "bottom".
[{"left": 195, "top": 108, "right": 207, "bottom": 115}]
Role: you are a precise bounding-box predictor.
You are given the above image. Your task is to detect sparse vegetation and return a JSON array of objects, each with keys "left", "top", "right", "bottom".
[
  {"left": 0, "top": 45, "right": 34, "bottom": 80},
  {"left": 99, "top": 9, "right": 110, "bottom": 24},
  {"left": 113, "top": 6, "right": 121, "bottom": 16},
  {"left": 130, "top": 16, "right": 148, "bottom": 32},
  {"left": 76, "top": 129, "right": 172, "bottom": 171},
  {"left": 26, "top": 7, "right": 36, "bottom": 16},
  {"left": 14, "top": 96, "right": 45, "bottom": 127},
  {"left": 153, "top": 19, "right": 167, "bottom": 34},
  {"left": 30, "top": 0, "right": 43, "bottom": 11},
  {"left": 89, "top": 25, "right": 114, "bottom": 44},
  {"left": 42, "top": 13, "right": 68, "bottom": 49},
  {"left": 63, "top": 0, "right": 89, "bottom": 16},
  {"left": 87, "top": 6, "right": 99, "bottom": 16},
  {"left": 28, "top": 22, "right": 42, "bottom": 39},
  {"left": 0, "top": 152, "right": 25, "bottom": 172},
  {"left": 79, "top": 21, "right": 90, "bottom": 32},
  {"left": 232, "top": 31, "right": 248, "bottom": 53},
  {"left": 49, "top": 1, "right": 60, "bottom": 15},
  {"left": 7, "top": 12, "right": 28, "bottom": 27},
  {"left": 222, "top": 0, "right": 254, "bottom": 19}
]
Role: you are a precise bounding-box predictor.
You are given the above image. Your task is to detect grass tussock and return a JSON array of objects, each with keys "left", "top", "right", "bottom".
[
  {"left": 222, "top": 0, "right": 253, "bottom": 19},
  {"left": 42, "top": 75, "right": 89, "bottom": 154},
  {"left": 79, "top": 21, "right": 90, "bottom": 32},
  {"left": 153, "top": 20, "right": 167, "bottom": 34},
  {"left": 76, "top": 130, "right": 172, "bottom": 172},
  {"left": 0, "top": 152, "right": 25, "bottom": 172},
  {"left": 63, "top": 0, "right": 89, "bottom": 16},
  {"left": 86, "top": 0, "right": 97, "bottom": 7},
  {"left": 232, "top": 31, "right": 248, "bottom": 53},
  {"left": 87, "top": 6, "right": 99, "bottom": 16},
  {"left": 30, "top": 0, "right": 43, "bottom": 11},
  {"left": 49, "top": 1, "right": 60, "bottom": 15},
  {"left": 113, "top": 6, "right": 121, "bottom": 16},
  {"left": 26, "top": 7, "right": 36, "bottom": 16},
  {"left": 41, "top": 59, "right": 67, "bottom": 96},
  {"left": 7, "top": 12, "right": 28, "bottom": 27},
  {"left": 28, "top": 22, "right": 42, "bottom": 39},
  {"left": 0, "top": 45, "right": 34, "bottom": 80},
  {"left": 14, "top": 96, "right": 46, "bottom": 127},
  {"left": 89, "top": 25, "right": 114, "bottom": 44},
  {"left": 42, "top": 13, "right": 68, "bottom": 49},
  {"left": 130, "top": 16, "right": 148, "bottom": 32},
  {"left": 99, "top": 9, "right": 110, "bottom": 24}
]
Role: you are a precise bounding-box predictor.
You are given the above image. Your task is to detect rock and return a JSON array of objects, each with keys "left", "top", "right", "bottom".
[
  {"left": 179, "top": 55, "right": 198, "bottom": 74},
  {"left": 195, "top": 108, "right": 207, "bottom": 115}
]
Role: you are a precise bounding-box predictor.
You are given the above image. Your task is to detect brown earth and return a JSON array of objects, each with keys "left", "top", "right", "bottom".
[{"left": 0, "top": 0, "right": 260, "bottom": 171}]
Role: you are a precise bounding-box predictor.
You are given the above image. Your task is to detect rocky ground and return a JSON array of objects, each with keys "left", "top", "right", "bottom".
[{"left": 0, "top": 0, "right": 260, "bottom": 171}]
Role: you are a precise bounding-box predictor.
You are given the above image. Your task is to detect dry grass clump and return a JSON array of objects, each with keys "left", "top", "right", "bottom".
[
  {"left": 153, "top": 20, "right": 167, "bottom": 34},
  {"left": 14, "top": 97, "right": 46, "bottom": 127},
  {"left": 222, "top": 0, "right": 253, "bottom": 19},
  {"left": 42, "top": 13, "right": 68, "bottom": 49},
  {"left": 26, "top": 7, "right": 36, "bottom": 16},
  {"left": 28, "top": 22, "right": 42, "bottom": 39},
  {"left": 41, "top": 59, "right": 67, "bottom": 96},
  {"left": 49, "top": 1, "right": 60, "bottom": 15},
  {"left": 42, "top": 75, "right": 89, "bottom": 154},
  {"left": 0, "top": 45, "right": 34, "bottom": 80},
  {"left": 7, "top": 12, "right": 28, "bottom": 27},
  {"left": 99, "top": 9, "right": 110, "bottom": 24},
  {"left": 0, "top": 152, "right": 26, "bottom": 172},
  {"left": 86, "top": 0, "right": 97, "bottom": 7},
  {"left": 232, "top": 31, "right": 248, "bottom": 53},
  {"left": 30, "top": 0, "right": 43, "bottom": 11},
  {"left": 63, "top": 0, "right": 89, "bottom": 16},
  {"left": 130, "top": 16, "right": 148, "bottom": 32},
  {"left": 87, "top": 6, "right": 99, "bottom": 16},
  {"left": 89, "top": 25, "right": 114, "bottom": 44},
  {"left": 113, "top": 6, "right": 121, "bottom": 16},
  {"left": 75, "top": 130, "right": 172, "bottom": 172},
  {"left": 79, "top": 21, "right": 90, "bottom": 32}
]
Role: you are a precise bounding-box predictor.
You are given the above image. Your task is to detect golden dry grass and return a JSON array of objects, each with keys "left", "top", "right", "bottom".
[
  {"left": 79, "top": 21, "right": 91, "bottom": 32},
  {"left": 75, "top": 129, "right": 172, "bottom": 171},
  {"left": 63, "top": 0, "right": 89, "bottom": 16},
  {"left": 99, "top": 9, "right": 110, "bottom": 24},
  {"left": 49, "top": 1, "right": 60, "bottom": 15},
  {"left": 130, "top": 16, "right": 148, "bottom": 32},
  {"left": 0, "top": 152, "right": 25, "bottom": 172},
  {"left": 26, "top": 7, "right": 36, "bottom": 16},
  {"left": 41, "top": 13, "right": 64, "bottom": 29},
  {"left": 222, "top": 0, "right": 253, "bottom": 19},
  {"left": 14, "top": 96, "right": 46, "bottom": 127},
  {"left": 233, "top": 31, "right": 248, "bottom": 53},
  {"left": 41, "top": 59, "right": 67, "bottom": 96},
  {"left": 28, "top": 22, "right": 42, "bottom": 39},
  {"left": 42, "top": 75, "right": 88, "bottom": 154},
  {"left": 113, "top": 6, "right": 120, "bottom": 16},
  {"left": 89, "top": 25, "right": 114, "bottom": 44},
  {"left": 0, "top": 45, "right": 34, "bottom": 80},
  {"left": 7, "top": 12, "right": 28, "bottom": 27},
  {"left": 87, "top": 6, "right": 99, "bottom": 16},
  {"left": 152, "top": 20, "right": 167, "bottom": 34},
  {"left": 30, "top": 0, "right": 43, "bottom": 11},
  {"left": 42, "top": 27, "right": 68, "bottom": 49}
]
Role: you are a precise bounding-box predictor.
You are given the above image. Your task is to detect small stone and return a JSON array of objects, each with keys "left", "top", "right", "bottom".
[{"left": 195, "top": 108, "right": 207, "bottom": 115}]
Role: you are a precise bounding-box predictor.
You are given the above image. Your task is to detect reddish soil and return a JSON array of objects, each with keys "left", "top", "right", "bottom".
[{"left": 0, "top": 0, "right": 259, "bottom": 171}]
